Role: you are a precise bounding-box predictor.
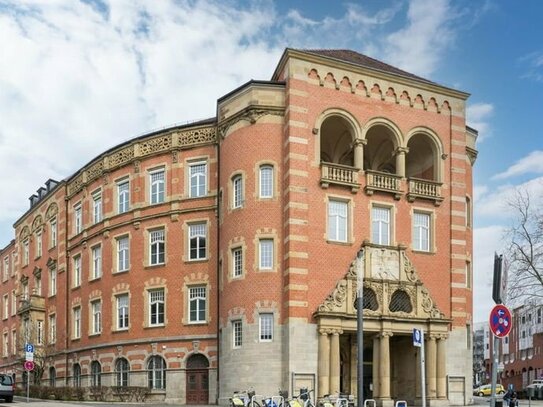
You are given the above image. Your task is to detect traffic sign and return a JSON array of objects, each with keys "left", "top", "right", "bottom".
[
  {"left": 25, "top": 352, "right": 34, "bottom": 362},
  {"left": 413, "top": 328, "right": 422, "bottom": 347},
  {"left": 24, "top": 361, "right": 34, "bottom": 371},
  {"left": 25, "top": 343, "right": 34, "bottom": 353},
  {"left": 489, "top": 304, "right": 512, "bottom": 338}
]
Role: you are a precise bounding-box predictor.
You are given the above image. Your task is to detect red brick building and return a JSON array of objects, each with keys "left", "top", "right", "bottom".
[{"left": 0, "top": 49, "right": 477, "bottom": 405}]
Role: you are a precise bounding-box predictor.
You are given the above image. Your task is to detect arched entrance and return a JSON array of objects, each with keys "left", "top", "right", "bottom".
[{"left": 186, "top": 354, "right": 209, "bottom": 404}]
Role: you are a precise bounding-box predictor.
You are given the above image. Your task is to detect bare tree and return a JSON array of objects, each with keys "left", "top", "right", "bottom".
[{"left": 504, "top": 187, "right": 543, "bottom": 303}]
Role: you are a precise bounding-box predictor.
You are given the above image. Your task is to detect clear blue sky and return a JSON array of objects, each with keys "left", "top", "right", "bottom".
[{"left": 1, "top": 0, "right": 542, "bottom": 322}]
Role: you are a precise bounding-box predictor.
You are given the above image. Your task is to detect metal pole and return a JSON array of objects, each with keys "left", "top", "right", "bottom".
[
  {"left": 357, "top": 250, "right": 364, "bottom": 407},
  {"left": 490, "top": 335, "right": 499, "bottom": 407},
  {"left": 26, "top": 370, "right": 29, "bottom": 403},
  {"left": 421, "top": 330, "right": 426, "bottom": 407}
]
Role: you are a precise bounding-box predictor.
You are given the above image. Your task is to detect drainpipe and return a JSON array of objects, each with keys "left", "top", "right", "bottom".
[
  {"left": 215, "top": 122, "right": 221, "bottom": 404},
  {"left": 64, "top": 192, "right": 70, "bottom": 385}
]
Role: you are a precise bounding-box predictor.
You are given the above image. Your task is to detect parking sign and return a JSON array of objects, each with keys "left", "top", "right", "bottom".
[{"left": 25, "top": 343, "right": 34, "bottom": 353}]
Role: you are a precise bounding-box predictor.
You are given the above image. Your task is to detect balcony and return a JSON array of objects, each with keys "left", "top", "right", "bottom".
[
  {"left": 407, "top": 178, "right": 443, "bottom": 206},
  {"left": 365, "top": 170, "right": 402, "bottom": 199},
  {"left": 320, "top": 162, "right": 360, "bottom": 192}
]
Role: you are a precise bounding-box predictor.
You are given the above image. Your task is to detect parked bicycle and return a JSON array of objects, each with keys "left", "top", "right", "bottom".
[{"left": 231, "top": 389, "right": 259, "bottom": 407}]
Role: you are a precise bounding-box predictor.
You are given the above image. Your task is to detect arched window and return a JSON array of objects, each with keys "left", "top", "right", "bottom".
[
  {"left": 91, "top": 361, "right": 101, "bottom": 387},
  {"left": 115, "top": 358, "right": 130, "bottom": 387},
  {"left": 186, "top": 353, "right": 209, "bottom": 369},
  {"left": 232, "top": 175, "right": 243, "bottom": 208},
  {"left": 363, "top": 288, "right": 379, "bottom": 311},
  {"left": 259, "top": 165, "right": 274, "bottom": 198},
  {"left": 320, "top": 115, "right": 355, "bottom": 166},
  {"left": 73, "top": 363, "right": 81, "bottom": 387},
  {"left": 147, "top": 355, "right": 166, "bottom": 390},
  {"left": 389, "top": 290, "right": 413, "bottom": 313},
  {"left": 49, "top": 367, "right": 56, "bottom": 387}
]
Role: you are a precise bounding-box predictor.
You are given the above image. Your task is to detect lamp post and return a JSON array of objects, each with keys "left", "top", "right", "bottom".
[{"left": 356, "top": 249, "right": 365, "bottom": 407}]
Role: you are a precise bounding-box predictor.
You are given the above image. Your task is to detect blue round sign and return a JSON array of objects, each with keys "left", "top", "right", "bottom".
[{"left": 489, "top": 304, "right": 512, "bottom": 338}]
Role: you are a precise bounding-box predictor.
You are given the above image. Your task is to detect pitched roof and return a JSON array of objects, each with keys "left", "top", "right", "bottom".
[{"left": 297, "top": 49, "right": 437, "bottom": 85}]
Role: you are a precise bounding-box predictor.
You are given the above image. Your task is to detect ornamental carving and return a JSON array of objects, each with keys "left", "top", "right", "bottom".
[
  {"left": 19, "top": 226, "right": 30, "bottom": 242},
  {"left": 108, "top": 146, "right": 134, "bottom": 168},
  {"left": 31, "top": 215, "right": 43, "bottom": 232},
  {"left": 140, "top": 135, "right": 172, "bottom": 156},
  {"left": 68, "top": 173, "right": 84, "bottom": 196},
  {"left": 318, "top": 280, "right": 348, "bottom": 312},
  {"left": 86, "top": 160, "right": 104, "bottom": 183},
  {"left": 421, "top": 286, "right": 445, "bottom": 319},
  {"left": 45, "top": 203, "right": 58, "bottom": 220},
  {"left": 177, "top": 127, "right": 216, "bottom": 147}
]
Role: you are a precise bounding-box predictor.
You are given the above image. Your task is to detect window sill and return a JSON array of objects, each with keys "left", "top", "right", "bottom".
[
  {"left": 89, "top": 333, "right": 101, "bottom": 338},
  {"left": 113, "top": 328, "right": 129, "bottom": 333},
  {"left": 71, "top": 286, "right": 81, "bottom": 291},
  {"left": 113, "top": 269, "right": 130, "bottom": 275},
  {"left": 145, "top": 263, "right": 166, "bottom": 270},
  {"left": 326, "top": 239, "right": 352, "bottom": 246},
  {"left": 48, "top": 294, "right": 56, "bottom": 299},
  {"left": 411, "top": 249, "right": 435, "bottom": 255},
  {"left": 186, "top": 321, "right": 208, "bottom": 326},
  {"left": 144, "top": 324, "right": 166, "bottom": 329},
  {"left": 89, "top": 276, "right": 102, "bottom": 283},
  {"left": 186, "top": 258, "right": 208, "bottom": 264},
  {"left": 71, "top": 337, "right": 81, "bottom": 342}
]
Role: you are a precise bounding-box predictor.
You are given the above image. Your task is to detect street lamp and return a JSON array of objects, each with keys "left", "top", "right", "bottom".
[{"left": 356, "top": 249, "right": 365, "bottom": 407}]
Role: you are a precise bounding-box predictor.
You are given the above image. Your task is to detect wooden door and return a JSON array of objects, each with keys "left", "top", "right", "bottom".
[{"left": 186, "top": 369, "right": 209, "bottom": 404}]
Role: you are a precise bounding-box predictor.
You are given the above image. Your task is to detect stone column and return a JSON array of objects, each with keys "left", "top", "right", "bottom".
[
  {"left": 329, "top": 330, "right": 342, "bottom": 394},
  {"left": 436, "top": 335, "right": 447, "bottom": 399},
  {"left": 394, "top": 147, "right": 409, "bottom": 177},
  {"left": 379, "top": 332, "right": 393, "bottom": 400},
  {"left": 372, "top": 335, "right": 380, "bottom": 398},
  {"left": 426, "top": 334, "right": 437, "bottom": 399},
  {"left": 318, "top": 329, "right": 331, "bottom": 398},
  {"left": 353, "top": 139, "right": 367, "bottom": 171}
]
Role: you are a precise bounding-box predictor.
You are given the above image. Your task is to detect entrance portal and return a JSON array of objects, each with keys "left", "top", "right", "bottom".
[{"left": 186, "top": 354, "right": 209, "bottom": 404}]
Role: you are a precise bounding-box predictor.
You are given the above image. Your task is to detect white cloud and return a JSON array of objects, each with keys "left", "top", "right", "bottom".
[
  {"left": 520, "top": 51, "right": 543, "bottom": 82},
  {"left": 466, "top": 102, "right": 494, "bottom": 142},
  {"left": 493, "top": 151, "right": 543, "bottom": 180}
]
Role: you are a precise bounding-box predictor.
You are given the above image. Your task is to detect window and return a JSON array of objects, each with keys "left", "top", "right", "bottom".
[
  {"left": 466, "top": 261, "right": 472, "bottom": 288},
  {"left": 93, "top": 191, "right": 102, "bottom": 223},
  {"left": 232, "top": 247, "right": 243, "bottom": 277},
  {"left": 2, "top": 257, "right": 8, "bottom": 281},
  {"left": 73, "top": 255, "right": 81, "bottom": 287},
  {"left": 11, "top": 291, "right": 16, "bottom": 316},
  {"left": 91, "top": 245, "right": 102, "bottom": 279},
  {"left": 22, "top": 282, "right": 29, "bottom": 301},
  {"left": 232, "top": 175, "right": 243, "bottom": 208},
  {"left": 189, "top": 286, "right": 206, "bottom": 323},
  {"left": 328, "top": 200, "right": 348, "bottom": 242},
  {"left": 91, "top": 300, "right": 102, "bottom": 334},
  {"left": 259, "top": 165, "right": 273, "bottom": 198},
  {"left": 149, "top": 289, "right": 165, "bottom": 326},
  {"left": 36, "top": 232, "right": 42, "bottom": 258},
  {"left": 117, "top": 179, "right": 130, "bottom": 214},
  {"left": 23, "top": 239, "right": 29, "bottom": 266},
  {"left": 91, "top": 361, "right": 101, "bottom": 387},
  {"left": 189, "top": 162, "right": 207, "bottom": 198},
  {"left": 117, "top": 236, "right": 130, "bottom": 272},
  {"left": 538, "top": 309, "right": 542, "bottom": 324},
  {"left": 50, "top": 219, "right": 57, "bottom": 248},
  {"left": 115, "top": 358, "right": 130, "bottom": 387},
  {"left": 259, "top": 239, "right": 274, "bottom": 270},
  {"left": 11, "top": 330, "right": 16, "bottom": 355},
  {"left": 74, "top": 204, "right": 82, "bottom": 234},
  {"left": 73, "top": 307, "right": 81, "bottom": 339},
  {"left": 189, "top": 223, "right": 207, "bottom": 260},
  {"left": 49, "top": 367, "right": 56, "bottom": 387},
  {"left": 150, "top": 169, "right": 165, "bottom": 204},
  {"left": 147, "top": 355, "right": 166, "bottom": 390},
  {"left": 116, "top": 294, "right": 129, "bottom": 330},
  {"left": 2, "top": 294, "right": 8, "bottom": 319},
  {"left": 149, "top": 229, "right": 165, "bottom": 265},
  {"left": 48, "top": 314, "right": 56, "bottom": 343},
  {"left": 35, "top": 274, "right": 42, "bottom": 296},
  {"left": 466, "top": 196, "right": 472, "bottom": 227},
  {"left": 2, "top": 333, "right": 7, "bottom": 357},
  {"left": 259, "top": 313, "right": 273, "bottom": 342},
  {"left": 233, "top": 320, "right": 242, "bottom": 348},
  {"left": 36, "top": 320, "right": 44, "bottom": 345},
  {"left": 372, "top": 206, "right": 391, "bottom": 245},
  {"left": 413, "top": 212, "right": 430, "bottom": 252},
  {"left": 73, "top": 364, "right": 81, "bottom": 387},
  {"left": 49, "top": 267, "right": 57, "bottom": 296}
]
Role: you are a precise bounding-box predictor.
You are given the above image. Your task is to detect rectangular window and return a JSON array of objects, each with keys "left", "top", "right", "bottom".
[
  {"left": 3, "top": 294, "right": 8, "bottom": 319},
  {"left": 50, "top": 219, "right": 57, "bottom": 248},
  {"left": 413, "top": 212, "right": 430, "bottom": 252},
  {"left": 91, "top": 300, "right": 102, "bottom": 334},
  {"left": 49, "top": 314, "right": 56, "bottom": 343},
  {"left": 2, "top": 257, "right": 8, "bottom": 281},
  {"left": 73, "top": 255, "right": 81, "bottom": 287},
  {"left": 117, "top": 236, "right": 130, "bottom": 272},
  {"left": 466, "top": 261, "right": 472, "bottom": 288},
  {"left": 189, "top": 223, "right": 207, "bottom": 260},
  {"left": 259, "top": 313, "right": 273, "bottom": 342},
  {"left": 328, "top": 200, "right": 348, "bottom": 242},
  {"left": 150, "top": 169, "right": 165, "bottom": 204},
  {"left": 92, "top": 245, "right": 102, "bottom": 279},
  {"left": 23, "top": 239, "right": 29, "bottom": 266},
  {"left": 233, "top": 175, "right": 243, "bottom": 208},
  {"left": 189, "top": 162, "right": 207, "bottom": 198},
  {"left": 233, "top": 320, "right": 242, "bottom": 348},
  {"left": 117, "top": 179, "right": 130, "bottom": 214},
  {"left": 11, "top": 291, "right": 16, "bottom": 316},
  {"left": 74, "top": 204, "right": 82, "bottom": 234},
  {"left": 232, "top": 247, "right": 243, "bottom": 277},
  {"left": 49, "top": 267, "right": 57, "bottom": 296},
  {"left": 36, "top": 232, "right": 42, "bottom": 258},
  {"left": 259, "top": 239, "right": 274, "bottom": 270},
  {"left": 117, "top": 294, "right": 129, "bottom": 330},
  {"left": 37, "top": 320, "right": 44, "bottom": 345},
  {"left": 259, "top": 165, "right": 273, "bottom": 198},
  {"left": 149, "top": 289, "right": 165, "bottom": 326},
  {"left": 372, "top": 206, "right": 391, "bottom": 245},
  {"left": 2, "top": 333, "right": 7, "bottom": 357},
  {"left": 93, "top": 192, "right": 102, "bottom": 224},
  {"left": 149, "top": 229, "right": 165, "bottom": 265},
  {"left": 35, "top": 275, "right": 42, "bottom": 296},
  {"left": 11, "top": 330, "right": 16, "bottom": 355},
  {"left": 73, "top": 307, "right": 81, "bottom": 339},
  {"left": 22, "top": 282, "right": 29, "bottom": 301},
  {"left": 189, "top": 286, "right": 206, "bottom": 323}
]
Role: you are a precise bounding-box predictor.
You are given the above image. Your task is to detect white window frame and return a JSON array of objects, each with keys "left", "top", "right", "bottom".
[
  {"left": 49, "top": 267, "right": 57, "bottom": 296},
  {"left": 2, "top": 294, "right": 8, "bottom": 319},
  {"left": 149, "top": 229, "right": 165, "bottom": 266},
  {"left": 73, "top": 307, "right": 81, "bottom": 339},
  {"left": 117, "top": 236, "right": 130, "bottom": 272},
  {"left": 74, "top": 204, "right": 82, "bottom": 234},
  {"left": 371, "top": 206, "right": 391, "bottom": 246},
  {"left": 116, "top": 294, "right": 129, "bottom": 330},
  {"left": 93, "top": 191, "right": 102, "bottom": 224},
  {"left": 2, "top": 257, "right": 8, "bottom": 281},
  {"left": 91, "top": 245, "right": 102, "bottom": 279},
  {"left": 232, "top": 247, "right": 243, "bottom": 278},
  {"left": 37, "top": 320, "right": 44, "bottom": 345},
  {"left": 117, "top": 179, "right": 130, "bottom": 214},
  {"left": 150, "top": 169, "right": 165, "bottom": 204},
  {"left": 2, "top": 333, "right": 8, "bottom": 357},
  {"left": 328, "top": 199, "right": 348, "bottom": 242},
  {"left": 259, "top": 313, "right": 273, "bottom": 342},
  {"left": 149, "top": 289, "right": 165, "bottom": 327},
  {"left": 23, "top": 239, "right": 29, "bottom": 266},
  {"left": 232, "top": 320, "right": 242, "bottom": 348},
  {"left": 11, "top": 330, "right": 16, "bottom": 355},
  {"left": 73, "top": 255, "right": 82, "bottom": 288},
  {"left": 35, "top": 275, "right": 42, "bottom": 296},
  {"left": 259, "top": 239, "right": 274, "bottom": 270},
  {"left": 232, "top": 175, "right": 243, "bottom": 208},
  {"left": 91, "top": 300, "right": 102, "bottom": 334},
  {"left": 188, "top": 286, "right": 206, "bottom": 323},
  {"left": 50, "top": 219, "right": 57, "bottom": 248},
  {"left": 36, "top": 232, "right": 42, "bottom": 258},
  {"left": 11, "top": 291, "right": 16, "bottom": 316},
  {"left": 259, "top": 165, "right": 274, "bottom": 198},
  {"left": 49, "top": 313, "right": 56, "bottom": 343},
  {"left": 188, "top": 223, "right": 207, "bottom": 261},
  {"left": 189, "top": 162, "right": 207, "bottom": 198},
  {"left": 412, "top": 211, "right": 431, "bottom": 252}
]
